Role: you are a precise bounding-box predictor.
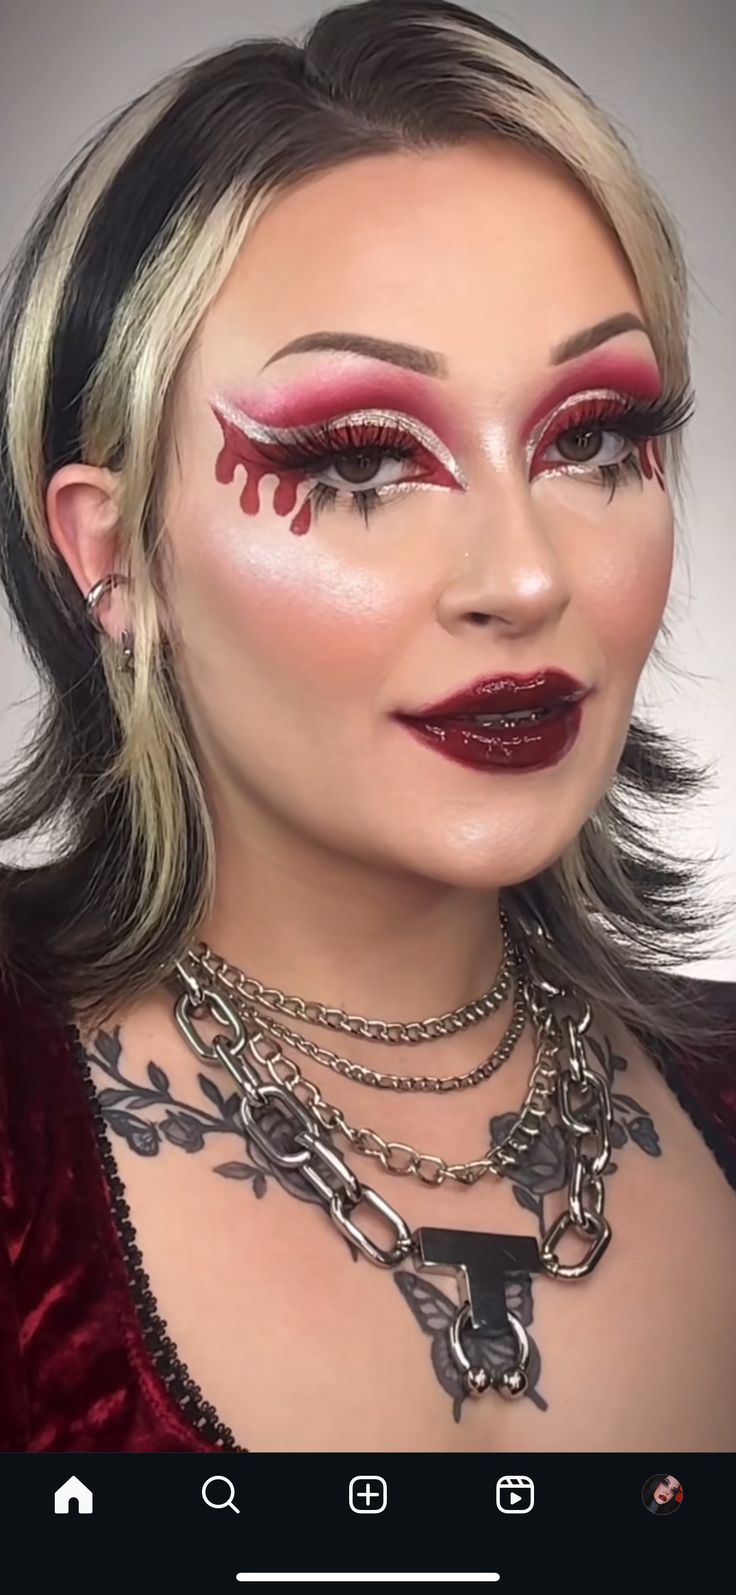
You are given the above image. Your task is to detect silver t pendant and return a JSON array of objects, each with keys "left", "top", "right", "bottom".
[{"left": 415, "top": 1227, "right": 542, "bottom": 1399}]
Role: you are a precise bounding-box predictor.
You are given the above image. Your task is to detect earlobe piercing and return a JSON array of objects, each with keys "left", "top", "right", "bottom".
[{"left": 85, "top": 572, "right": 135, "bottom": 673}]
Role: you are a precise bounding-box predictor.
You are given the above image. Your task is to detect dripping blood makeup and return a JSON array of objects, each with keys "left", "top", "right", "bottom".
[
  {"left": 212, "top": 399, "right": 315, "bottom": 537},
  {"left": 211, "top": 348, "right": 674, "bottom": 537},
  {"left": 210, "top": 379, "right": 468, "bottom": 536}
]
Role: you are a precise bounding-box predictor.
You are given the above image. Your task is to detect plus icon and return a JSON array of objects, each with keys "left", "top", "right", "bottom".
[{"left": 349, "top": 1475, "right": 388, "bottom": 1514}]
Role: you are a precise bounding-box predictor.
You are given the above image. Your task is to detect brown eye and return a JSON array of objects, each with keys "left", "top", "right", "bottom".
[
  {"left": 333, "top": 450, "right": 383, "bottom": 484},
  {"left": 557, "top": 425, "right": 605, "bottom": 463}
]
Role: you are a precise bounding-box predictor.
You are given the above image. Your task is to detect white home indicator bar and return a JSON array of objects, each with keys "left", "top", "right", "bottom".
[{"left": 235, "top": 1575, "right": 500, "bottom": 1584}]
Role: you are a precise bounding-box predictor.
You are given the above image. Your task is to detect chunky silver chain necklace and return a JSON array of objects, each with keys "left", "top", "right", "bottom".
[{"left": 167, "top": 917, "right": 614, "bottom": 1403}]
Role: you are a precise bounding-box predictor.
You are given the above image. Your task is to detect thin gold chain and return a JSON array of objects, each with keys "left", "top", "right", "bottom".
[
  {"left": 255, "top": 1022, "right": 562, "bottom": 1185},
  {"left": 185, "top": 904, "right": 516, "bottom": 1047},
  {"left": 173, "top": 912, "right": 565, "bottom": 1186},
  {"left": 182, "top": 910, "right": 524, "bottom": 1092},
  {"left": 186, "top": 953, "right": 562, "bottom": 1186},
  {"left": 232, "top": 979, "right": 528, "bottom": 1091}
]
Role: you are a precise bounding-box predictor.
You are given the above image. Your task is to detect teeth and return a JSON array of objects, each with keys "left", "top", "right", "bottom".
[{"left": 465, "top": 707, "right": 551, "bottom": 727}]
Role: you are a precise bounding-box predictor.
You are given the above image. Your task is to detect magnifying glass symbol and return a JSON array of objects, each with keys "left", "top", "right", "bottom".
[{"left": 202, "top": 1475, "right": 240, "bottom": 1513}]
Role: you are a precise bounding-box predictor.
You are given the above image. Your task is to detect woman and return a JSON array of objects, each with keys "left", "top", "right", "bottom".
[
  {"left": 0, "top": 0, "right": 734, "bottom": 1454},
  {"left": 643, "top": 1475, "right": 684, "bottom": 1515}
]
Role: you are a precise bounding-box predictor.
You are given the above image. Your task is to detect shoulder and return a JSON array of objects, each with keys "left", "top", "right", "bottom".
[
  {"left": 609, "top": 977, "right": 736, "bottom": 1191},
  {"left": 0, "top": 961, "right": 81, "bottom": 1212},
  {"left": 0, "top": 959, "right": 73, "bottom": 1088}
]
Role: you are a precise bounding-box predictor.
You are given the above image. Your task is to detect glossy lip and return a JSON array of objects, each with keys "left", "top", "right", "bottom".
[
  {"left": 394, "top": 669, "right": 590, "bottom": 720},
  {"left": 396, "top": 697, "right": 586, "bottom": 773}
]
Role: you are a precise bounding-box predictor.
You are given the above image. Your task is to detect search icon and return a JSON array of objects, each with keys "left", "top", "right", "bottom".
[{"left": 202, "top": 1475, "right": 240, "bottom": 1514}]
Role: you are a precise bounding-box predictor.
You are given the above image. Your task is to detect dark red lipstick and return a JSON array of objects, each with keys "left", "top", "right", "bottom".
[{"left": 393, "top": 670, "right": 591, "bottom": 773}]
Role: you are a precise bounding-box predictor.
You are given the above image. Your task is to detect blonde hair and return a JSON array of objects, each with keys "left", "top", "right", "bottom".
[{"left": 0, "top": 0, "right": 733, "bottom": 1050}]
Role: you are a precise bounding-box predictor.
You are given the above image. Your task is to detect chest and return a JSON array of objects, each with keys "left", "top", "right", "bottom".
[{"left": 99, "top": 1063, "right": 736, "bottom": 1453}]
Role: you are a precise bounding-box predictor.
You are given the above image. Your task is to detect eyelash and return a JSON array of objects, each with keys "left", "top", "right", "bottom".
[{"left": 266, "top": 383, "right": 696, "bottom": 526}]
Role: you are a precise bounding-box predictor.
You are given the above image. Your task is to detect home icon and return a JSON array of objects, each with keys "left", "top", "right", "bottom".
[{"left": 54, "top": 1475, "right": 94, "bottom": 1514}]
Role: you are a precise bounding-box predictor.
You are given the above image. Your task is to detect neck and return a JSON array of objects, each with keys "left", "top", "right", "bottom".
[
  {"left": 148, "top": 813, "right": 558, "bottom": 1173},
  {"left": 199, "top": 834, "right": 507, "bottom": 1022}
]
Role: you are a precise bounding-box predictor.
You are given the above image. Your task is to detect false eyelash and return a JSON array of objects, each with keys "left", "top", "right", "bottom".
[
  {"left": 309, "top": 480, "right": 384, "bottom": 525},
  {"left": 275, "top": 380, "right": 697, "bottom": 525},
  {"left": 268, "top": 417, "right": 424, "bottom": 527},
  {"left": 552, "top": 380, "right": 697, "bottom": 449},
  {"left": 264, "top": 415, "right": 421, "bottom": 462},
  {"left": 544, "top": 381, "right": 696, "bottom": 504}
]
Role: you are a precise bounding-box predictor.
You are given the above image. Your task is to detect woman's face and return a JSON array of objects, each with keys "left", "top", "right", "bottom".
[
  {"left": 161, "top": 140, "right": 674, "bottom": 888},
  {"left": 653, "top": 1477, "right": 680, "bottom": 1504}
]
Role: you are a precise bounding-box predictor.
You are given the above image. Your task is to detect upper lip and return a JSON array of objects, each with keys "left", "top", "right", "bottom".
[{"left": 395, "top": 670, "right": 591, "bottom": 719}]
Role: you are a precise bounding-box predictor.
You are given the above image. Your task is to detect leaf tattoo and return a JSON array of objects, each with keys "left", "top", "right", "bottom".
[
  {"left": 81, "top": 1019, "right": 663, "bottom": 1407},
  {"left": 394, "top": 1025, "right": 663, "bottom": 1419},
  {"left": 79, "top": 1022, "right": 361, "bottom": 1254}
]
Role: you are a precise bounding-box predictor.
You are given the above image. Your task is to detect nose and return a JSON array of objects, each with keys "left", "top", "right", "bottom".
[{"left": 435, "top": 476, "right": 572, "bottom": 638}]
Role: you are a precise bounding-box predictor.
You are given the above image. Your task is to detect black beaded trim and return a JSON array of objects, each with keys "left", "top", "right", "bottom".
[{"left": 65, "top": 1020, "right": 245, "bottom": 1453}]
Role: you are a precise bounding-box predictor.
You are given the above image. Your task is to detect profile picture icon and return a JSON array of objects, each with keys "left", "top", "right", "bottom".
[{"left": 641, "top": 1473, "right": 684, "bottom": 1515}]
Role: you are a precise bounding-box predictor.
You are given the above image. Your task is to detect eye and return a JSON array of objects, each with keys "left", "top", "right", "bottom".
[
  {"left": 547, "top": 420, "right": 630, "bottom": 470},
  {"left": 535, "top": 399, "right": 641, "bottom": 481},
  {"left": 313, "top": 442, "right": 419, "bottom": 493},
  {"left": 527, "top": 385, "right": 696, "bottom": 502},
  {"left": 263, "top": 413, "right": 457, "bottom": 526}
]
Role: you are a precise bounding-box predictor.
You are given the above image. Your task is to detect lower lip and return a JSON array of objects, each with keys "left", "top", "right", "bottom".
[{"left": 395, "top": 700, "right": 585, "bottom": 773}]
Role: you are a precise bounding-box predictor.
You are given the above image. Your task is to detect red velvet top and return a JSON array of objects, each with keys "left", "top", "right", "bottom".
[{"left": 1, "top": 967, "right": 735, "bottom": 1453}]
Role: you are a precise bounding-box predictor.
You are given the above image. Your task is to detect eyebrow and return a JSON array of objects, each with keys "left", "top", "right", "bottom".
[{"left": 260, "top": 313, "right": 650, "bottom": 378}]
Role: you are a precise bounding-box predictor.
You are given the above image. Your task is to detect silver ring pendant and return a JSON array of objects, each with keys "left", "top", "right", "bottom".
[{"left": 449, "top": 1302, "right": 530, "bottom": 1400}]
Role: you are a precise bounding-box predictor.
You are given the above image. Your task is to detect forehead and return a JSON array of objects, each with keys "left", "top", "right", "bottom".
[{"left": 200, "top": 141, "right": 642, "bottom": 392}]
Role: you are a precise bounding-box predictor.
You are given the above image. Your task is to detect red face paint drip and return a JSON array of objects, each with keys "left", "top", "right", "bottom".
[
  {"left": 639, "top": 435, "right": 666, "bottom": 491},
  {"left": 213, "top": 409, "right": 314, "bottom": 535},
  {"left": 211, "top": 395, "right": 462, "bottom": 535}
]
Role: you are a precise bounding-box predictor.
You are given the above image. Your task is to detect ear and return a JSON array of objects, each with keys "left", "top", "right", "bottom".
[{"left": 46, "top": 463, "right": 129, "bottom": 640}]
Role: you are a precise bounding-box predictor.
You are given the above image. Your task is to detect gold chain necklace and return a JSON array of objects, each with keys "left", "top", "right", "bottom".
[
  {"left": 186, "top": 904, "right": 517, "bottom": 1046},
  {"left": 170, "top": 952, "right": 613, "bottom": 1403},
  {"left": 176, "top": 942, "right": 558, "bottom": 1185},
  {"left": 183, "top": 905, "right": 520, "bottom": 1091},
  {"left": 246, "top": 1007, "right": 561, "bottom": 1185},
  {"left": 219, "top": 971, "right": 528, "bottom": 1094}
]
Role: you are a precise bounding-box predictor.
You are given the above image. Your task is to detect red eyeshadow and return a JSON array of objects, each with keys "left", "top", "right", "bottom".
[
  {"left": 213, "top": 349, "right": 667, "bottom": 535},
  {"left": 521, "top": 352, "right": 663, "bottom": 439},
  {"left": 224, "top": 366, "right": 466, "bottom": 454},
  {"left": 212, "top": 367, "right": 465, "bottom": 535}
]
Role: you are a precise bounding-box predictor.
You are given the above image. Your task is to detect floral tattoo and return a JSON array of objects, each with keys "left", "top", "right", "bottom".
[{"left": 77, "top": 1020, "right": 661, "bottom": 1424}]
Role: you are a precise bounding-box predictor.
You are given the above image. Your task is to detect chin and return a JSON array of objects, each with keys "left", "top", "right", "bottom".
[{"left": 414, "top": 837, "right": 578, "bottom": 892}]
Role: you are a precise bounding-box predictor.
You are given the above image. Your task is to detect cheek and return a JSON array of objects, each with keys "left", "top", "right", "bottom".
[
  {"left": 179, "top": 504, "right": 410, "bottom": 691},
  {"left": 598, "top": 513, "right": 673, "bottom": 669},
  {"left": 547, "top": 477, "right": 674, "bottom": 671}
]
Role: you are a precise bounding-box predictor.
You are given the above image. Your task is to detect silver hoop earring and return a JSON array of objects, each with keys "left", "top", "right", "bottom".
[{"left": 85, "top": 573, "right": 135, "bottom": 673}]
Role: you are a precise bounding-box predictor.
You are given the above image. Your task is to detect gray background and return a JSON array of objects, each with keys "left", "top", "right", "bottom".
[{"left": 1, "top": 0, "right": 734, "bottom": 974}]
